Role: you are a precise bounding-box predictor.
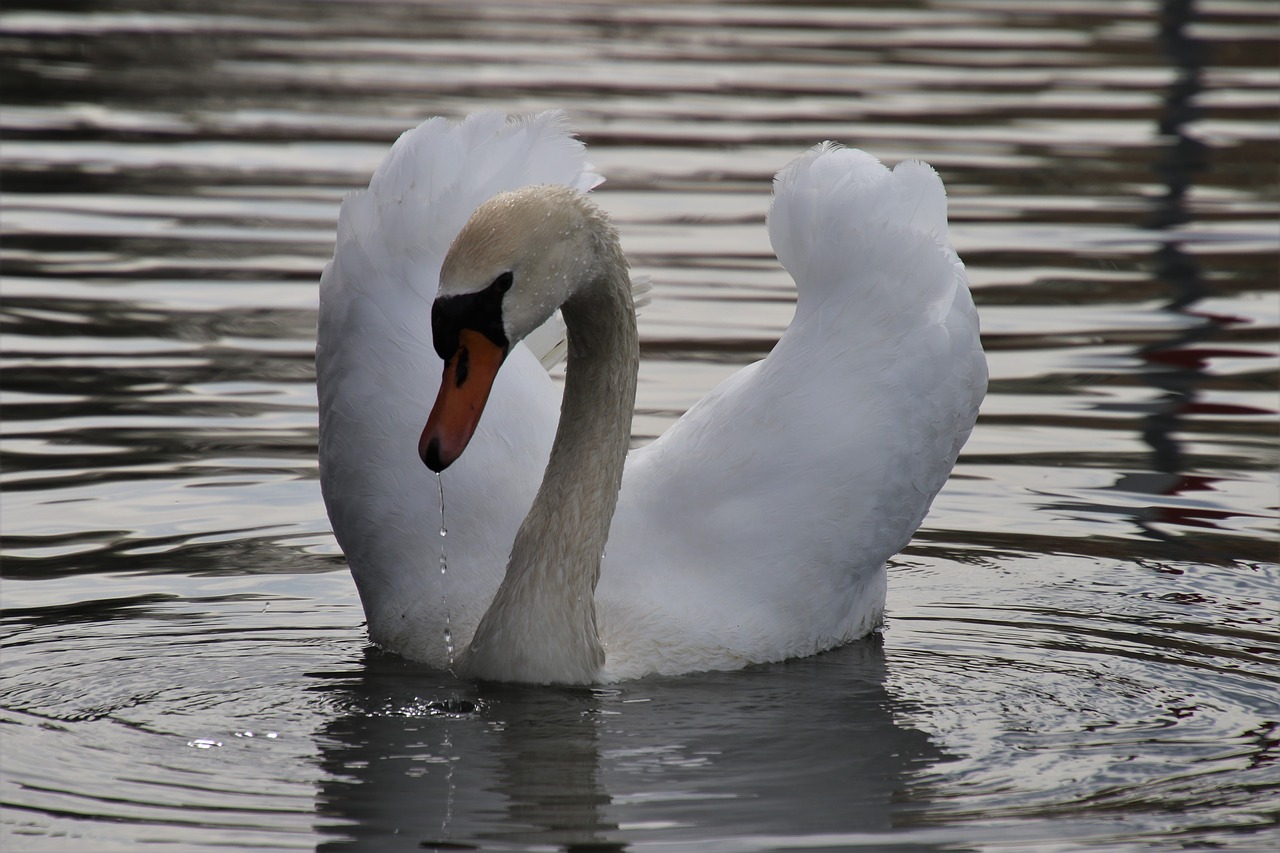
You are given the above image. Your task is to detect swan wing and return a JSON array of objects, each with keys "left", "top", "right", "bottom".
[
  {"left": 317, "top": 111, "right": 598, "bottom": 664},
  {"left": 600, "top": 144, "right": 987, "bottom": 678}
]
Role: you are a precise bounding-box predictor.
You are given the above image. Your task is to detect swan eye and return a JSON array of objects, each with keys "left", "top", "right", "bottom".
[{"left": 431, "top": 273, "right": 513, "bottom": 360}]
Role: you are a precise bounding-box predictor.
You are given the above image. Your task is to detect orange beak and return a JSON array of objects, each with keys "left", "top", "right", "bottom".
[{"left": 419, "top": 328, "right": 507, "bottom": 472}]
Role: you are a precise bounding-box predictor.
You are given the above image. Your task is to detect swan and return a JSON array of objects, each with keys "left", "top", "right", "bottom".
[{"left": 317, "top": 111, "right": 986, "bottom": 684}]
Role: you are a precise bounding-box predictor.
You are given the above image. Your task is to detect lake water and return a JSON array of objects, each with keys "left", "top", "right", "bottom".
[{"left": 2, "top": 1, "right": 1277, "bottom": 850}]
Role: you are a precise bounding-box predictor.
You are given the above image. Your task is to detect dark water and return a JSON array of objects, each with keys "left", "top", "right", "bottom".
[{"left": 2, "top": 1, "right": 1278, "bottom": 850}]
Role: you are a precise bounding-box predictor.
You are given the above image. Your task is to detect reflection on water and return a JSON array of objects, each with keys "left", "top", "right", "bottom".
[
  {"left": 2, "top": 0, "right": 1278, "bottom": 850},
  {"left": 1131, "top": 0, "right": 1228, "bottom": 541},
  {"left": 315, "top": 640, "right": 945, "bottom": 852}
]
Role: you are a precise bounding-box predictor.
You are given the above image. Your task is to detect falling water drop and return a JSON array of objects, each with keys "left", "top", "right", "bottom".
[
  {"left": 437, "top": 474, "right": 455, "bottom": 667},
  {"left": 437, "top": 474, "right": 448, "bottom": 568}
]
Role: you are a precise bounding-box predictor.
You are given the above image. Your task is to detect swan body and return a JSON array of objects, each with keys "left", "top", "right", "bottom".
[{"left": 317, "top": 111, "right": 986, "bottom": 684}]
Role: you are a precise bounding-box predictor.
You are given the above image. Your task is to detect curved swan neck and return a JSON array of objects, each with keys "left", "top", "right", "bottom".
[{"left": 458, "top": 222, "right": 638, "bottom": 685}]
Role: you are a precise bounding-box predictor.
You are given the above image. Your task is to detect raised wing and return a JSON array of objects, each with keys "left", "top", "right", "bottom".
[{"left": 599, "top": 144, "right": 987, "bottom": 673}]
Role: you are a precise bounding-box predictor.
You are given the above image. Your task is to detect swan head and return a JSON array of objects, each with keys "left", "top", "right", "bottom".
[{"left": 420, "top": 185, "right": 614, "bottom": 472}]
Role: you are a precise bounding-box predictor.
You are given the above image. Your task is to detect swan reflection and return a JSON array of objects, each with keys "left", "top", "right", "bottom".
[{"left": 313, "top": 637, "right": 947, "bottom": 850}]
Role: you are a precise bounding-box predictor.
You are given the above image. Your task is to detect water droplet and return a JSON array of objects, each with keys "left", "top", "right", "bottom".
[{"left": 437, "top": 474, "right": 454, "bottom": 667}]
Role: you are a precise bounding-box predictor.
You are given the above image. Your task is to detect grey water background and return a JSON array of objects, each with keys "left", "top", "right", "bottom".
[{"left": 1, "top": 1, "right": 1277, "bottom": 850}]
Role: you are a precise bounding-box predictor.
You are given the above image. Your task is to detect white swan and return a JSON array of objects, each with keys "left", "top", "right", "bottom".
[{"left": 317, "top": 111, "right": 986, "bottom": 684}]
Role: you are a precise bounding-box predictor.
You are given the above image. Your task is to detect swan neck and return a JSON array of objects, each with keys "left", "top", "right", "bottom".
[{"left": 459, "top": 245, "right": 637, "bottom": 685}]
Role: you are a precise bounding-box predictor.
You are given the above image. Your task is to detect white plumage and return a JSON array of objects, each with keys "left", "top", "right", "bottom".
[{"left": 317, "top": 110, "right": 986, "bottom": 683}]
